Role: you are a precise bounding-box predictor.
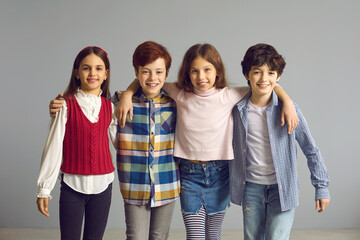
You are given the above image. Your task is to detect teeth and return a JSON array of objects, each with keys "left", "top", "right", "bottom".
[{"left": 198, "top": 82, "right": 207, "bottom": 86}]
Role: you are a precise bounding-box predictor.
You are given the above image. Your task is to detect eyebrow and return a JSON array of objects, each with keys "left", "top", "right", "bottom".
[{"left": 80, "top": 64, "right": 105, "bottom": 67}]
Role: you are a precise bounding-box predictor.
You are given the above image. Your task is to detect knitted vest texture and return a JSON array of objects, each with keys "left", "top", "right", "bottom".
[{"left": 61, "top": 96, "right": 115, "bottom": 175}]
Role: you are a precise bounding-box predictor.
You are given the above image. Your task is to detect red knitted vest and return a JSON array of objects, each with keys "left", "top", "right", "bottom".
[{"left": 61, "top": 96, "right": 115, "bottom": 175}]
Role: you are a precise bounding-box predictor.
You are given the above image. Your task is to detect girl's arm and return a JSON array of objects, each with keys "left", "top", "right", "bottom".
[
  {"left": 274, "top": 85, "right": 299, "bottom": 134},
  {"left": 115, "top": 79, "right": 140, "bottom": 127},
  {"left": 109, "top": 103, "right": 118, "bottom": 149},
  {"left": 37, "top": 100, "right": 67, "bottom": 216}
]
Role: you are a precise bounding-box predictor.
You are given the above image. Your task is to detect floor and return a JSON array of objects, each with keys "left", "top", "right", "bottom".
[{"left": 0, "top": 228, "right": 359, "bottom": 240}]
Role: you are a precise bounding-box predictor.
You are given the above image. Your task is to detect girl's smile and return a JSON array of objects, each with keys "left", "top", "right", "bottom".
[
  {"left": 189, "top": 57, "right": 217, "bottom": 92},
  {"left": 75, "top": 53, "right": 108, "bottom": 96}
]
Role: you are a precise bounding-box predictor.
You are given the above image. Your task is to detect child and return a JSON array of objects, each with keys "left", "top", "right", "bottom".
[
  {"left": 117, "top": 43, "right": 299, "bottom": 240},
  {"left": 229, "top": 43, "right": 330, "bottom": 240},
  {"left": 49, "top": 41, "right": 180, "bottom": 240},
  {"left": 112, "top": 41, "right": 180, "bottom": 239},
  {"left": 36, "top": 46, "right": 117, "bottom": 240}
]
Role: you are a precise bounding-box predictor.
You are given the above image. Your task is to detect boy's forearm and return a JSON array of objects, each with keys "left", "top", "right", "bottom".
[{"left": 274, "top": 85, "right": 291, "bottom": 103}]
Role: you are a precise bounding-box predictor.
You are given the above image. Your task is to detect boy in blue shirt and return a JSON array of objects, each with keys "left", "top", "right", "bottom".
[{"left": 229, "top": 43, "right": 330, "bottom": 240}]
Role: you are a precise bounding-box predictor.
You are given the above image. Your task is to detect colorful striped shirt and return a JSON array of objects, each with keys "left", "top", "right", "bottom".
[{"left": 111, "top": 89, "right": 180, "bottom": 207}]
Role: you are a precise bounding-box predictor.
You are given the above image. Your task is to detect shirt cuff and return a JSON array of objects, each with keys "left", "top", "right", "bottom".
[
  {"left": 315, "top": 187, "right": 330, "bottom": 200},
  {"left": 36, "top": 188, "right": 53, "bottom": 199}
]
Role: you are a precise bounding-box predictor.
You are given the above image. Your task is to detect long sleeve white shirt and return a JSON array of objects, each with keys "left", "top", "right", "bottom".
[{"left": 36, "top": 90, "right": 118, "bottom": 199}]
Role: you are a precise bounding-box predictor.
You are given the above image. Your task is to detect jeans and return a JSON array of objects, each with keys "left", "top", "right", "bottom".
[
  {"left": 242, "top": 182, "right": 295, "bottom": 240},
  {"left": 59, "top": 181, "right": 112, "bottom": 240},
  {"left": 124, "top": 201, "right": 176, "bottom": 240}
]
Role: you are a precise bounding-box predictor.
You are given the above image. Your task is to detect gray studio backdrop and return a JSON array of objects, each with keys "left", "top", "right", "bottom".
[{"left": 1, "top": 0, "right": 359, "bottom": 230}]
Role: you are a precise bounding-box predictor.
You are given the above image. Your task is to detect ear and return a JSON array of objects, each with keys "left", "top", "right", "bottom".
[
  {"left": 75, "top": 69, "right": 79, "bottom": 79},
  {"left": 134, "top": 67, "right": 139, "bottom": 78},
  {"left": 105, "top": 69, "right": 109, "bottom": 80},
  {"left": 276, "top": 76, "right": 281, "bottom": 82},
  {"left": 245, "top": 74, "right": 249, "bottom": 81}
]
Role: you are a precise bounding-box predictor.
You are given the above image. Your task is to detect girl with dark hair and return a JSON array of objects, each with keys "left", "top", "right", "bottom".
[{"left": 36, "top": 46, "right": 117, "bottom": 240}]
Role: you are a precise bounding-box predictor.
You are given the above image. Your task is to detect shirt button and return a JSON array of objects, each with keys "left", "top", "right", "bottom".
[{"left": 243, "top": 149, "right": 246, "bottom": 152}]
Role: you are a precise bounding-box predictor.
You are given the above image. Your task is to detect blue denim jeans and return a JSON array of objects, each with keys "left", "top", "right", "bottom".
[
  {"left": 177, "top": 158, "right": 230, "bottom": 215},
  {"left": 242, "top": 182, "right": 295, "bottom": 240}
]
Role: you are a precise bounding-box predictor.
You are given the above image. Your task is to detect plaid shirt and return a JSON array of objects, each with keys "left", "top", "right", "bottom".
[
  {"left": 112, "top": 89, "right": 180, "bottom": 207},
  {"left": 229, "top": 91, "right": 330, "bottom": 211}
]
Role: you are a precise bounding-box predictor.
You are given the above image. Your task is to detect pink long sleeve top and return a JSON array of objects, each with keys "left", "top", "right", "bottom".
[{"left": 163, "top": 83, "right": 249, "bottom": 161}]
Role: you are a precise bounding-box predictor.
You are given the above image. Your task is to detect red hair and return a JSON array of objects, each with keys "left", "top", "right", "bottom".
[{"left": 133, "top": 41, "right": 172, "bottom": 76}]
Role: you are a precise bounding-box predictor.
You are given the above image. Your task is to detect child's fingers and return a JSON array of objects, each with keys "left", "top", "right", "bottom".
[
  {"left": 129, "top": 108, "right": 133, "bottom": 121},
  {"left": 316, "top": 199, "right": 330, "bottom": 213},
  {"left": 281, "top": 112, "right": 285, "bottom": 127},
  {"left": 120, "top": 110, "right": 127, "bottom": 128},
  {"left": 36, "top": 198, "right": 50, "bottom": 217},
  {"left": 55, "top": 93, "right": 64, "bottom": 100}
]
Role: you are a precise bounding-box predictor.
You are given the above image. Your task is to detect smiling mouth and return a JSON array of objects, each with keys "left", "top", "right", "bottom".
[
  {"left": 257, "top": 84, "right": 270, "bottom": 88},
  {"left": 146, "top": 83, "right": 159, "bottom": 88},
  {"left": 197, "top": 82, "right": 208, "bottom": 87},
  {"left": 87, "top": 78, "right": 98, "bottom": 83}
]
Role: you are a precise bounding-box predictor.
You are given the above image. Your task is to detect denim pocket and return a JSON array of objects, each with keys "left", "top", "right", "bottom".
[
  {"left": 214, "top": 160, "right": 229, "bottom": 171},
  {"left": 179, "top": 160, "right": 195, "bottom": 174}
]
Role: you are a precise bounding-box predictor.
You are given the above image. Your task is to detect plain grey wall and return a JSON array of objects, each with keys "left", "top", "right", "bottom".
[{"left": 1, "top": 0, "right": 359, "bottom": 230}]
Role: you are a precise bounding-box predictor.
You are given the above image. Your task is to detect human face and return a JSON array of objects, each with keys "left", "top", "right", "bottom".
[
  {"left": 135, "top": 58, "right": 167, "bottom": 99},
  {"left": 247, "top": 64, "right": 280, "bottom": 106},
  {"left": 75, "top": 54, "right": 108, "bottom": 96},
  {"left": 189, "top": 57, "right": 217, "bottom": 92}
]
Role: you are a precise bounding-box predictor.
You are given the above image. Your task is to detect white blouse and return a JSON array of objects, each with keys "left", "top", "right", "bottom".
[{"left": 36, "top": 90, "right": 118, "bottom": 199}]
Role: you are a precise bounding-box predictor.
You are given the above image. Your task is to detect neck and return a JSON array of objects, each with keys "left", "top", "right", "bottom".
[
  {"left": 250, "top": 93, "right": 272, "bottom": 107},
  {"left": 81, "top": 88, "right": 101, "bottom": 96}
]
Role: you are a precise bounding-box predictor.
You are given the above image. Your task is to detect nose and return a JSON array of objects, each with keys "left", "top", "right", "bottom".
[
  {"left": 261, "top": 73, "right": 267, "bottom": 81},
  {"left": 199, "top": 71, "right": 205, "bottom": 80},
  {"left": 89, "top": 69, "right": 96, "bottom": 76},
  {"left": 150, "top": 73, "right": 156, "bottom": 81}
]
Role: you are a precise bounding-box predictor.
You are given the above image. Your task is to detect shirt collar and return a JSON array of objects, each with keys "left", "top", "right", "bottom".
[
  {"left": 236, "top": 90, "right": 279, "bottom": 111},
  {"left": 77, "top": 88, "right": 103, "bottom": 98},
  {"left": 134, "top": 88, "right": 167, "bottom": 102}
]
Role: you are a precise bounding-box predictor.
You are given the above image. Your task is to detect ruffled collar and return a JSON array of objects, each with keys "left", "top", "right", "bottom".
[{"left": 77, "top": 88, "right": 103, "bottom": 98}]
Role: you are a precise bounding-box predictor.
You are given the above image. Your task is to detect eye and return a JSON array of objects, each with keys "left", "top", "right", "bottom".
[
  {"left": 205, "top": 68, "right": 211, "bottom": 72},
  {"left": 97, "top": 67, "right": 103, "bottom": 71},
  {"left": 190, "top": 69, "right": 198, "bottom": 73},
  {"left": 156, "top": 71, "right": 164, "bottom": 75},
  {"left": 142, "top": 70, "right": 150, "bottom": 74},
  {"left": 82, "top": 67, "right": 89, "bottom": 71},
  {"left": 269, "top": 71, "right": 276, "bottom": 75},
  {"left": 253, "top": 71, "right": 260, "bottom": 75}
]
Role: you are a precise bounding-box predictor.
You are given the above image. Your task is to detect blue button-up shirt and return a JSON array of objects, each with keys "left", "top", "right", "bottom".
[{"left": 229, "top": 91, "right": 330, "bottom": 211}]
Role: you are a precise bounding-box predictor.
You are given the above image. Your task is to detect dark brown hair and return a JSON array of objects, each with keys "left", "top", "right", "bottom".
[
  {"left": 241, "top": 43, "right": 286, "bottom": 80},
  {"left": 177, "top": 43, "right": 228, "bottom": 92},
  {"left": 133, "top": 41, "right": 172, "bottom": 76},
  {"left": 64, "top": 46, "right": 111, "bottom": 99}
]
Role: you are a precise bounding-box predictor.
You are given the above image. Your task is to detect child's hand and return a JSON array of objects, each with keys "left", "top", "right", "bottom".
[
  {"left": 116, "top": 91, "right": 133, "bottom": 128},
  {"left": 49, "top": 94, "right": 64, "bottom": 118},
  {"left": 281, "top": 100, "right": 299, "bottom": 134},
  {"left": 37, "top": 197, "right": 50, "bottom": 217},
  {"left": 316, "top": 199, "right": 330, "bottom": 213}
]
